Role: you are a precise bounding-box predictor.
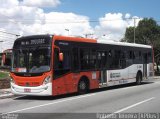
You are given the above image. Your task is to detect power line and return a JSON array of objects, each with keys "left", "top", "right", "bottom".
[
  {"left": 0, "top": 30, "right": 20, "bottom": 36},
  {"left": 0, "top": 36, "right": 17, "bottom": 39},
  {"left": 0, "top": 17, "right": 142, "bottom": 23},
  {"left": 0, "top": 12, "right": 160, "bottom": 24},
  {"left": 0, "top": 17, "right": 159, "bottom": 25}
]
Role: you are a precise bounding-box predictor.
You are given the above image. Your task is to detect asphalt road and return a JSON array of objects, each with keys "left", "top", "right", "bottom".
[{"left": 0, "top": 79, "right": 160, "bottom": 119}]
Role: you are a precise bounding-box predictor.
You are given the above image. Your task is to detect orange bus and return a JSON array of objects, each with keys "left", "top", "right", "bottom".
[{"left": 10, "top": 35, "right": 154, "bottom": 96}]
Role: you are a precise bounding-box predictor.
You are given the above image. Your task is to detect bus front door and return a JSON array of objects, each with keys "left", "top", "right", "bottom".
[{"left": 100, "top": 70, "right": 107, "bottom": 84}]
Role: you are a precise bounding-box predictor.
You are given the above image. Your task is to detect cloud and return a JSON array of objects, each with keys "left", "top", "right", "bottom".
[
  {"left": 0, "top": 0, "right": 93, "bottom": 50},
  {"left": 0, "top": 0, "right": 19, "bottom": 8},
  {"left": 21, "top": 0, "right": 61, "bottom": 7},
  {"left": 43, "top": 12, "right": 93, "bottom": 36},
  {"left": 125, "top": 13, "right": 131, "bottom": 19},
  {"left": 0, "top": 0, "right": 142, "bottom": 51},
  {"left": 94, "top": 13, "right": 142, "bottom": 41}
]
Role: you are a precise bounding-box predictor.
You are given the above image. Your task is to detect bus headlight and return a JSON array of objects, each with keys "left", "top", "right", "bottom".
[
  {"left": 43, "top": 76, "right": 51, "bottom": 85},
  {"left": 10, "top": 77, "right": 15, "bottom": 84}
]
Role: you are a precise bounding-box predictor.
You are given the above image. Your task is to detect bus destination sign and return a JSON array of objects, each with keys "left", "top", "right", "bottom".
[{"left": 21, "top": 39, "right": 45, "bottom": 46}]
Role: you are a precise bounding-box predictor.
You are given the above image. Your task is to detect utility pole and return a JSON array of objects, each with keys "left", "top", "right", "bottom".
[
  {"left": 133, "top": 18, "right": 136, "bottom": 43},
  {"left": 65, "top": 29, "right": 69, "bottom": 36},
  {"left": 0, "top": 41, "right": 3, "bottom": 52},
  {"left": 85, "top": 33, "right": 93, "bottom": 38},
  {"left": 0, "top": 41, "right": 4, "bottom": 67}
]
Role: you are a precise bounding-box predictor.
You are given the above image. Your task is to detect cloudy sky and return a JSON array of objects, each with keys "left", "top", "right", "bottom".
[{"left": 0, "top": 0, "right": 159, "bottom": 51}]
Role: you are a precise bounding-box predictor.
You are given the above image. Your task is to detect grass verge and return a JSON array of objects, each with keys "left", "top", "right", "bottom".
[{"left": 0, "top": 72, "right": 9, "bottom": 79}]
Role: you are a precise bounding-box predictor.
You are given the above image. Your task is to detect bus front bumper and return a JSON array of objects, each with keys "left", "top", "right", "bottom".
[{"left": 11, "top": 83, "right": 52, "bottom": 96}]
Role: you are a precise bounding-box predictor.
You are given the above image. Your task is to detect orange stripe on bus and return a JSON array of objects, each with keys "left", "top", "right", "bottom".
[{"left": 53, "top": 35, "right": 97, "bottom": 43}]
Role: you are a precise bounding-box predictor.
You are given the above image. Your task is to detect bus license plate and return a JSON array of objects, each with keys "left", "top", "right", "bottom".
[{"left": 24, "top": 88, "right": 31, "bottom": 92}]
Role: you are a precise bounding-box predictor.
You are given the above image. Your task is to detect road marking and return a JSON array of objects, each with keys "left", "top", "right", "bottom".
[
  {"left": 1, "top": 93, "right": 96, "bottom": 115},
  {"left": 114, "top": 97, "right": 155, "bottom": 113},
  {"left": 155, "top": 81, "right": 160, "bottom": 84},
  {"left": 106, "top": 97, "right": 155, "bottom": 118}
]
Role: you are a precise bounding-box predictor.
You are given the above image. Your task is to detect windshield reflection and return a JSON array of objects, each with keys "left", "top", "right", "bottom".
[{"left": 12, "top": 47, "right": 51, "bottom": 73}]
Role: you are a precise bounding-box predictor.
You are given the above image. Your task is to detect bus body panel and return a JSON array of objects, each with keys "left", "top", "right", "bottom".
[
  {"left": 10, "top": 71, "right": 52, "bottom": 86},
  {"left": 52, "top": 71, "right": 100, "bottom": 96},
  {"left": 10, "top": 71, "right": 52, "bottom": 96},
  {"left": 105, "top": 64, "right": 142, "bottom": 86},
  {"left": 11, "top": 82, "right": 52, "bottom": 96}
]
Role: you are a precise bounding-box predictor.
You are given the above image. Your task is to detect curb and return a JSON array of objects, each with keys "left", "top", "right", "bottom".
[
  {"left": 0, "top": 93, "right": 15, "bottom": 99},
  {"left": 154, "top": 76, "right": 160, "bottom": 79},
  {"left": 0, "top": 89, "right": 15, "bottom": 99}
]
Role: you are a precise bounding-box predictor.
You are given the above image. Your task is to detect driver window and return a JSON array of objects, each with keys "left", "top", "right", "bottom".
[{"left": 53, "top": 48, "right": 71, "bottom": 78}]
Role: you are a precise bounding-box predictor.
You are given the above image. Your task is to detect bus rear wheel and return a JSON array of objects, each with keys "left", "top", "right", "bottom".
[
  {"left": 78, "top": 80, "right": 88, "bottom": 94},
  {"left": 136, "top": 72, "right": 142, "bottom": 85}
]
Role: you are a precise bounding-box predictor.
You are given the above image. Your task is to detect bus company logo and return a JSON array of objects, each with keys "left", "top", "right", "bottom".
[
  {"left": 110, "top": 73, "right": 121, "bottom": 78},
  {"left": 59, "top": 42, "right": 69, "bottom": 45},
  {"left": 26, "top": 82, "right": 30, "bottom": 86}
]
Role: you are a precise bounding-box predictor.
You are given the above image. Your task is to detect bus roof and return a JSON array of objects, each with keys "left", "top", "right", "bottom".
[
  {"left": 97, "top": 39, "right": 152, "bottom": 48},
  {"left": 54, "top": 35, "right": 152, "bottom": 49},
  {"left": 15, "top": 35, "right": 152, "bottom": 49}
]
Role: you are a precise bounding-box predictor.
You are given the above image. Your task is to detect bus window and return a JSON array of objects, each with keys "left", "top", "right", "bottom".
[
  {"left": 28, "top": 48, "right": 50, "bottom": 73},
  {"left": 54, "top": 48, "right": 60, "bottom": 70},
  {"left": 139, "top": 51, "right": 142, "bottom": 61},
  {"left": 148, "top": 51, "right": 152, "bottom": 63},
  {"left": 12, "top": 50, "right": 27, "bottom": 72},
  {"left": 80, "top": 49, "right": 90, "bottom": 70},
  {"left": 114, "top": 50, "right": 121, "bottom": 68},
  {"left": 108, "top": 50, "right": 113, "bottom": 69},
  {"left": 97, "top": 51, "right": 107, "bottom": 69},
  {"left": 53, "top": 48, "right": 71, "bottom": 78},
  {"left": 119, "top": 51, "right": 126, "bottom": 68},
  {"left": 80, "top": 49, "right": 96, "bottom": 70},
  {"left": 108, "top": 50, "right": 126, "bottom": 69},
  {"left": 90, "top": 50, "right": 96, "bottom": 69},
  {"left": 54, "top": 49, "right": 71, "bottom": 70},
  {"left": 72, "top": 48, "right": 79, "bottom": 71},
  {"left": 62, "top": 50, "right": 71, "bottom": 70},
  {"left": 126, "top": 50, "right": 134, "bottom": 66}
]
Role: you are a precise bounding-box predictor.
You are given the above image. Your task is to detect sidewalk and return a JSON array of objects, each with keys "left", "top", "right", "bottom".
[
  {"left": 153, "top": 76, "right": 160, "bottom": 79},
  {"left": 0, "top": 88, "right": 14, "bottom": 99}
]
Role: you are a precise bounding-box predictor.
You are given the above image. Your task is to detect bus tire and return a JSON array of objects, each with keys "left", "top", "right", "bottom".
[
  {"left": 78, "top": 78, "right": 89, "bottom": 94},
  {"left": 136, "top": 72, "right": 142, "bottom": 85}
]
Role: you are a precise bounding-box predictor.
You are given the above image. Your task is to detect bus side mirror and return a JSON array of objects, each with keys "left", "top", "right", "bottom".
[{"left": 59, "top": 53, "right": 64, "bottom": 62}]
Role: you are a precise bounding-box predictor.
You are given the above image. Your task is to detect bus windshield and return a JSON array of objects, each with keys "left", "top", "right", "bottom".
[{"left": 12, "top": 47, "right": 51, "bottom": 73}]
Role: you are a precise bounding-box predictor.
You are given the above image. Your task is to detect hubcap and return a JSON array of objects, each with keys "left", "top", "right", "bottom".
[
  {"left": 80, "top": 81, "right": 86, "bottom": 90},
  {"left": 137, "top": 75, "right": 141, "bottom": 84}
]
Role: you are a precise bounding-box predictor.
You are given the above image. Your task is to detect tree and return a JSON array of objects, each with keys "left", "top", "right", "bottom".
[
  {"left": 121, "top": 27, "right": 134, "bottom": 42},
  {"left": 122, "top": 18, "right": 160, "bottom": 44}
]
